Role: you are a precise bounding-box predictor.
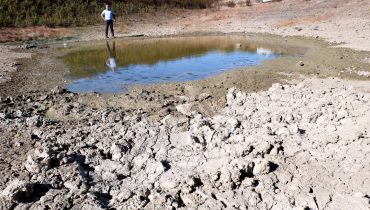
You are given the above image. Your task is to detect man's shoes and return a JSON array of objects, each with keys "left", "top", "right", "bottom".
[{"left": 106, "top": 36, "right": 109, "bottom": 38}]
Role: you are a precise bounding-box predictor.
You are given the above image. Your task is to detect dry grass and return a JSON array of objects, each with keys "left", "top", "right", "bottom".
[
  {"left": 226, "top": 1, "right": 236, "bottom": 7},
  {"left": 0, "top": 26, "right": 73, "bottom": 42}
]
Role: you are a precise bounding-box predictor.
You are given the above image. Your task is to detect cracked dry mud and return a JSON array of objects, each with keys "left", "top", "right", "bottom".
[{"left": 0, "top": 78, "right": 369, "bottom": 210}]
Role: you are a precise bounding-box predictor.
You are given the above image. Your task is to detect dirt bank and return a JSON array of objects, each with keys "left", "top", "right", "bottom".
[
  {"left": 0, "top": 45, "right": 32, "bottom": 84},
  {"left": 0, "top": 27, "right": 73, "bottom": 43}
]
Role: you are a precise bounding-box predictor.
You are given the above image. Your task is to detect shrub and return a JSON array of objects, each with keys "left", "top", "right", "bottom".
[
  {"left": 0, "top": 0, "right": 219, "bottom": 27},
  {"left": 226, "top": 1, "right": 236, "bottom": 7}
]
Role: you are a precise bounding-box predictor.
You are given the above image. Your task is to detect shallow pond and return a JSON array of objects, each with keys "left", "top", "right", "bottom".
[{"left": 61, "top": 36, "right": 294, "bottom": 93}]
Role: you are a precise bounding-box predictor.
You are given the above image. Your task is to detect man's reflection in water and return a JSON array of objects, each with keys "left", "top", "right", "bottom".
[{"left": 106, "top": 41, "right": 117, "bottom": 72}]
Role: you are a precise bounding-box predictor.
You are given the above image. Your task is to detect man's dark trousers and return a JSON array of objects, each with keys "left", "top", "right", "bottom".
[{"left": 105, "top": 20, "right": 114, "bottom": 37}]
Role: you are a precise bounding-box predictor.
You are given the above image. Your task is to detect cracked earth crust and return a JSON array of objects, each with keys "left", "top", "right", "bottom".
[{"left": 0, "top": 78, "right": 369, "bottom": 209}]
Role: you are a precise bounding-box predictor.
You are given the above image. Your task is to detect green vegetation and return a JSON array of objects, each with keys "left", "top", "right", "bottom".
[{"left": 0, "top": 0, "right": 218, "bottom": 27}]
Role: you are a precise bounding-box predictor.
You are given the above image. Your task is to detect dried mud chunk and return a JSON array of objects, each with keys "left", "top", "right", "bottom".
[
  {"left": 253, "top": 160, "right": 276, "bottom": 176},
  {"left": 1, "top": 179, "right": 51, "bottom": 204}
]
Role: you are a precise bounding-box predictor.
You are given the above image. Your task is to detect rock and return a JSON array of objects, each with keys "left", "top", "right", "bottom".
[
  {"left": 58, "top": 164, "right": 89, "bottom": 196},
  {"left": 176, "top": 103, "right": 194, "bottom": 116},
  {"left": 288, "top": 124, "right": 299, "bottom": 134},
  {"left": 198, "top": 93, "right": 211, "bottom": 101},
  {"left": 1, "top": 180, "right": 50, "bottom": 204},
  {"left": 24, "top": 146, "right": 55, "bottom": 173},
  {"left": 26, "top": 116, "right": 42, "bottom": 127},
  {"left": 11, "top": 62, "right": 22, "bottom": 68},
  {"left": 254, "top": 141, "right": 272, "bottom": 155},
  {"left": 178, "top": 95, "right": 190, "bottom": 103},
  {"left": 1, "top": 180, "right": 30, "bottom": 201},
  {"left": 326, "top": 124, "right": 337, "bottom": 132},
  {"left": 0, "top": 113, "right": 7, "bottom": 119},
  {"left": 336, "top": 109, "right": 348, "bottom": 120},
  {"left": 39, "top": 95, "right": 48, "bottom": 101},
  {"left": 276, "top": 126, "right": 290, "bottom": 135},
  {"left": 295, "top": 27, "right": 303, "bottom": 31},
  {"left": 226, "top": 87, "right": 238, "bottom": 104},
  {"left": 15, "top": 110, "right": 23, "bottom": 117},
  {"left": 110, "top": 144, "right": 125, "bottom": 161},
  {"left": 95, "top": 160, "right": 129, "bottom": 181},
  {"left": 170, "top": 132, "right": 193, "bottom": 146},
  {"left": 14, "top": 141, "right": 23, "bottom": 147},
  {"left": 253, "top": 160, "right": 274, "bottom": 175},
  {"left": 25, "top": 44, "right": 37, "bottom": 49},
  {"left": 51, "top": 86, "right": 67, "bottom": 94},
  {"left": 29, "top": 189, "right": 72, "bottom": 210}
]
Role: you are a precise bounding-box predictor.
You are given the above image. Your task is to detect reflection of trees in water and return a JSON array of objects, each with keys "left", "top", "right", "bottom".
[{"left": 62, "top": 37, "right": 283, "bottom": 79}]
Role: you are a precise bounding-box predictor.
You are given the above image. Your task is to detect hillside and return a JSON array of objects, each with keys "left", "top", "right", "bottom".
[{"left": 0, "top": 0, "right": 217, "bottom": 27}]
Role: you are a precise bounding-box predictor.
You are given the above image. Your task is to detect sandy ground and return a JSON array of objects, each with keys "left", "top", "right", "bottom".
[
  {"left": 76, "top": 0, "right": 370, "bottom": 51},
  {"left": 0, "top": 45, "right": 32, "bottom": 84},
  {"left": 0, "top": 0, "right": 370, "bottom": 209}
]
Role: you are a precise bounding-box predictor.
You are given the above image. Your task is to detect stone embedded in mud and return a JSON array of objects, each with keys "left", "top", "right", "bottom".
[
  {"left": 0, "top": 113, "right": 7, "bottom": 119},
  {"left": 110, "top": 144, "right": 125, "bottom": 161},
  {"left": 170, "top": 132, "right": 193, "bottom": 146},
  {"left": 24, "top": 146, "right": 56, "bottom": 173},
  {"left": 95, "top": 160, "right": 130, "bottom": 181},
  {"left": 15, "top": 110, "right": 23, "bottom": 117},
  {"left": 39, "top": 95, "right": 48, "bottom": 101},
  {"left": 326, "top": 124, "right": 337, "bottom": 132},
  {"left": 1, "top": 180, "right": 51, "bottom": 204},
  {"left": 25, "top": 155, "right": 41, "bottom": 173},
  {"left": 51, "top": 86, "right": 67, "bottom": 94},
  {"left": 178, "top": 95, "right": 190, "bottom": 103},
  {"left": 1, "top": 180, "right": 30, "bottom": 201},
  {"left": 57, "top": 163, "right": 90, "bottom": 196},
  {"left": 288, "top": 124, "right": 299, "bottom": 134},
  {"left": 253, "top": 160, "right": 274, "bottom": 175},
  {"left": 226, "top": 87, "right": 238, "bottom": 103},
  {"left": 253, "top": 141, "right": 273, "bottom": 156},
  {"left": 269, "top": 83, "right": 284, "bottom": 92},
  {"left": 26, "top": 115, "right": 42, "bottom": 127},
  {"left": 176, "top": 103, "right": 194, "bottom": 116},
  {"left": 275, "top": 126, "right": 290, "bottom": 136},
  {"left": 198, "top": 93, "right": 212, "bottom": 101}
]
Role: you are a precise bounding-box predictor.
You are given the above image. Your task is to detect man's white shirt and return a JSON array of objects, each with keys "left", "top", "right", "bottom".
[
  {"left": 102, "top": 9, "right": 113, "bottom": 20},
  {"left": 107, "top": 58, "right": 117, "bottom": 69}
]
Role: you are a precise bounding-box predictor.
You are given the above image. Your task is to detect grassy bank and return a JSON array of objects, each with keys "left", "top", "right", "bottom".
[{"left": 0, "top": 0, "right": 217, "bottom": 27}]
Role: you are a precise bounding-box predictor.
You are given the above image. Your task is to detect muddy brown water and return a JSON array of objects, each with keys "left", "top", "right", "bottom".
[{"left": 60, "top": 36, "right": 305, "bottom": 93}]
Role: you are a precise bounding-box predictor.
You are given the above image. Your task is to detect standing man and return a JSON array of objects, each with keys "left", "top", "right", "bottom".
[{"left": 101, "top": 2, "right": 116, "bottom": 38}]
